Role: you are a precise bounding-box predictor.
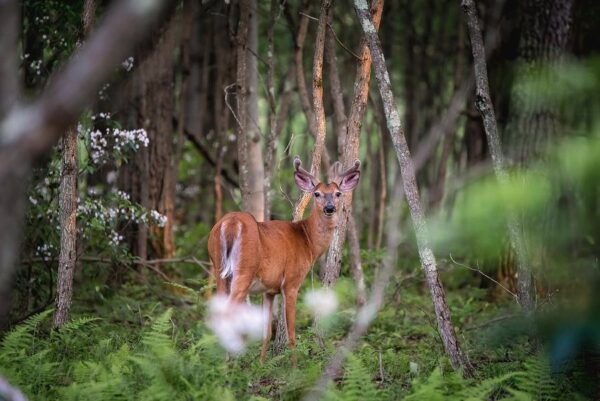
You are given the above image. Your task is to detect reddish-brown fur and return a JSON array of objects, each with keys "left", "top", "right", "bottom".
[{"left": 207, "top": 158, "right": 360, "bottom": 361}]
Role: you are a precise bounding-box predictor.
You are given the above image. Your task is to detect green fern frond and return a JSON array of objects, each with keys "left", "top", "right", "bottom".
[
  {"left": 0, "top": 309, "right": 53, "bottom": 361},
  {"left": 340, "top": 354, "right": 380, "bottom": 401}
]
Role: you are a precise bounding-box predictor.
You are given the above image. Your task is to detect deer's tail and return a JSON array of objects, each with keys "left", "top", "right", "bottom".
[{"left": 219, "top": 219, "right": 242, "bottom": 280}]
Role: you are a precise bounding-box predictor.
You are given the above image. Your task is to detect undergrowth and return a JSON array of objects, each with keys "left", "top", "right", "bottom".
[{"left": 0, "top": 269, "right": 594, "bottom": 400}]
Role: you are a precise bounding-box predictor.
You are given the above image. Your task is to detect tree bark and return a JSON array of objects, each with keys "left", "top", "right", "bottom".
[
  {"left": 245, "top": 0, "right": 265, "bottom": 222},
  {"left": 275, "top": 0, "right": 332, "bottom": 355},
  {"left": 462, "top": 0, "right": 535, "bottom": 313},
  {"left": 292, "top": 0, "right": 331, "bottom": 221},
  {"left": 53, "top": 126, "right": 79, "bottom": 329},
  {"left": 354, "top": 0, "right": 473, "bottom": 376},
  {"left": 235, "top": 0, "right": 264, "bottom": 222},
  {"left": 322, "top": 0, "right": 383, "bottom": 287},
  {"left": 53, "top": 0, "right": 95, "bottom": 329}
]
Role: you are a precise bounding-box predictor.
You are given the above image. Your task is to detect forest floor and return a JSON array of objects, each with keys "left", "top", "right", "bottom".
[{"left": 1, "top": 252, "right": 539, "bottom": 401}]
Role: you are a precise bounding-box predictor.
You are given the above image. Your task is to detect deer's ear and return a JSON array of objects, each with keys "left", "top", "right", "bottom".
[
  {"left": 339, "top": 170, "right": 360, "bottom": 192},
  {"left": 294, "top": 171, "right": 318, "bottom": 192}
]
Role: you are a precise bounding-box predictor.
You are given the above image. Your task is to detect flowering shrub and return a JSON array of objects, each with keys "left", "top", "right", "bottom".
[{"left": 23, "top": 108, "right": 162, "bottom": 267}]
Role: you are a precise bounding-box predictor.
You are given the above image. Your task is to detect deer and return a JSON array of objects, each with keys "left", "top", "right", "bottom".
[{"left": 207, "top": 156, "right": 361, "bottom": 362}]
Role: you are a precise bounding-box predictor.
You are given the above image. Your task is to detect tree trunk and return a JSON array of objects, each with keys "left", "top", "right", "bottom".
[
  {"left": 53, "top": 127, "right": 79, "bottom": 329},
  {"left": 53, "top": 0, "right": 95, "bottom": 329},
  {"left": 275, "top": 0, "right": 332, "bottom": 355},
  {"left": 118, "top": 13, "right": 178, "bottom": 259},
  {"left": 354, "top": 0, "right": 473, "bottom": 376},
  {"left": 462, "top": 0, "right": 534, "bottom": 312},
  {"left": 503, "top": 0, "right": 574, "bottom": 311},
  {"left": 245, "top": 0, "right": 265, "bottom": 222},
  {"left": 264, "top": 0, "right": 279, "bottom": 221},
  {"left": 322, "top": 0, "right": 383, "bottom": 287},
  {"left": 235, "top": 0, "right": 264, "bottom": 222},
  {"left": 292, "top": 0, "right": 331, "bottom": 221}
]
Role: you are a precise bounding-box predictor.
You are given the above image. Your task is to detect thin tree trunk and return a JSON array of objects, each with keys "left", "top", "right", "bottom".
[
  {"left": 354, "top": 0, "right": 473, "bottom": 376},
  {"left": 462, "top": 0, "right": 535, "bottom": 313},
  {"left": 275, "top": 0, "right": 332, "bottom": 355},
  {"left": 245, "top": 0, "right": 265, "bottom": 222},
  {"left": 292, "top": 0, "right": 331, "bottom": 221},
  {"left": 53, "top": 128, "right": 79, "bottom": 329},
  {"left": 322, "top": 0, "right": 383, "bottom": 287},
  {"left": 53, "top": 0, "right": 95, "bottom": 329},
  {"left": 235, "top": 0, "right": 264, "bottom": 222},
  {"left": 374, "top": 124, "right": 387, "bottom": 250}
]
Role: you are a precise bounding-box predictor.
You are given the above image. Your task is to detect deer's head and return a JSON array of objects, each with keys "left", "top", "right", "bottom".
[{"left": 294, "top": 156, "right": 361, "bottom": 218}]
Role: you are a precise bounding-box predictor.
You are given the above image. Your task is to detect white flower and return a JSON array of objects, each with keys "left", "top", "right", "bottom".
[
  {"left": 207, "top": 295, "right": 265, "bottom": 354},
  {"left": 106, "top": 171, "right": 118, "bottom": 184},
  {"left": 304, "top": 288, "right": 338, "bottom": 319},
  {"left": 150, "top": 210, "right": 167, "bottom": 227},
  {"left": 29, "top": 196, "right": 38, "bottom": 205}
]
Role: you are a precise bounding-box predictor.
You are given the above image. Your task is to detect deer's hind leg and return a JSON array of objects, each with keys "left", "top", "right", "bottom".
[{"left": 260, "top": 293, "right": 275, "bottom": 362}]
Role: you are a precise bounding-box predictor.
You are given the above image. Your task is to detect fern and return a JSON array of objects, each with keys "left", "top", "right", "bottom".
[
  {"left": 340, "top": 354, "right": 380, "bottom": 401},
  {"left": 0, "top": 309, "right": 53, "bottom": 363}
]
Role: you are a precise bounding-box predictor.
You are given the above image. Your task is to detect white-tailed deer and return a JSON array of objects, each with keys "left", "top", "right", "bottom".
[{"left": 207, "top": 156, "right": 361, "bottom": 361}]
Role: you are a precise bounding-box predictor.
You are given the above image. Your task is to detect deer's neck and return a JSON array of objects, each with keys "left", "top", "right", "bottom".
[{"left": 299, "top": 206, "right": 338, "bottom": 262}]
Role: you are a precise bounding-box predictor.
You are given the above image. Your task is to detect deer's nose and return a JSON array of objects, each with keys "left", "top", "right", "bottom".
[{"left": 324, "top": 204, "right": 336, "bottom": 215}]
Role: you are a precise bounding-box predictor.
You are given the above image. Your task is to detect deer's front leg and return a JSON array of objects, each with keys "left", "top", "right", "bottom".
[{"left": 260, "top": 293, "right": 275, "bottom": 362}]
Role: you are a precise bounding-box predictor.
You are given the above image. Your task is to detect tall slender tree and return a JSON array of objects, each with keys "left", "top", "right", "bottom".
[
  {"left": 354, "top": 0, "right": 473, "bottom": 376},
  {"left": 323, "top": 0, "right": 383, "bottom": 292},
  {"left": 53, "top": 0, "right": 96, "bottom": 330}
]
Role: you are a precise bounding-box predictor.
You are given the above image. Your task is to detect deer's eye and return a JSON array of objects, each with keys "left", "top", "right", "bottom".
[
  {"left": 314, "top": 192, "right": 321, "bottom": 198},
  {"left": 335, "top": 192, "right": 342, "bottom": 197}
]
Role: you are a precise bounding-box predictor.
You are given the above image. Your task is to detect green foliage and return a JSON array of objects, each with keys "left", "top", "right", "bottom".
[{"left": 402, "top": 355, "right": 583, "bottom": 401}]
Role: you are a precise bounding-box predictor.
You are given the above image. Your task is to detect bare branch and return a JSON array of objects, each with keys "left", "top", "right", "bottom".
[{"left": 448, "top": 254, "right": 518, "bottom": 300}]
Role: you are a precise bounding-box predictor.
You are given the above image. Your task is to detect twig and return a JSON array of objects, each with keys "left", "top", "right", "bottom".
[
  {"left": 224, "top": 83, "right": 244, "bottom": 130},
  {"left": 327, "top": 23, "right": 362, "bottom": 61},
  {"left": 465, "top": 313, "right": 521, "bottom": 331},
  {"left": 299, "top": 11, "right": 318, "bottom": 21},
  {"left": 449, "top": 254, "right": 518, "bottom": 301}
]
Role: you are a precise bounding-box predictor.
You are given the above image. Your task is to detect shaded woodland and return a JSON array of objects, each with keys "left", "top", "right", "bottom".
[{"left": 0, "top": 0, "right": 599, "bottom": 399}]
